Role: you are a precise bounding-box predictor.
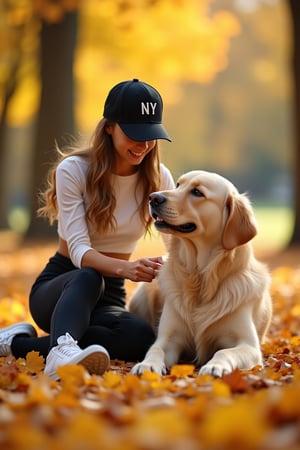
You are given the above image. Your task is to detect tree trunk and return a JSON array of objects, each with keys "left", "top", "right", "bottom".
[
  {"left": 288, "top": 0, "right": 300, "bottom": 245},
  {"left": 25, "top": 11, "right": 78, "bottom": 240},
  {"left": 0, "top": 83, "right": 15, "bottom": 229},
  {"left": 0, "top": 23, "right": 26, "bottom": 229}
]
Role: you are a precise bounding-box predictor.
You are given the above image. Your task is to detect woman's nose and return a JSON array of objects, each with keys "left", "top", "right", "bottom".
[{"left": 137, "top": 141, "right": 149, "bottom": 150}]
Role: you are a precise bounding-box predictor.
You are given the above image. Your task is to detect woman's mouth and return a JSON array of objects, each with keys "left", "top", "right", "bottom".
[{"left": 129, "top": 149, "right": 145, "bottom": 159}]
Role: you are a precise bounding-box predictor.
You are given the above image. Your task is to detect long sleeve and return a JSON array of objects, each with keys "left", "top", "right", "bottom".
[{"left": 56, "top": 157, "right": 92, "bottom": 268}]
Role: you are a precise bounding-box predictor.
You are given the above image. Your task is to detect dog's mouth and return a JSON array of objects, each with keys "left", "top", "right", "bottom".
[{"left": 153, "top": 214, "right": 196, "bottom": 233}]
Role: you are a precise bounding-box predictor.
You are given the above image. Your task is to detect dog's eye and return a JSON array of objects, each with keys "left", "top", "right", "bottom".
[
  {"left": 191, "top": 188, "right": 204, "bottom": 197},
  {"left": 176, "top": 182, "right": 180, "bottom": 188}
]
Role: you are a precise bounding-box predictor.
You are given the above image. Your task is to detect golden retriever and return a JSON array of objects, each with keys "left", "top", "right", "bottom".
[{"left": 129, "top": 170, "right": 272, "bottom": 377}]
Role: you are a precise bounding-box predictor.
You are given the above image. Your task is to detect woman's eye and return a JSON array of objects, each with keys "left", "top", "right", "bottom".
[{"left": 191, "top": 188, "right": 204, "bottom": 197}]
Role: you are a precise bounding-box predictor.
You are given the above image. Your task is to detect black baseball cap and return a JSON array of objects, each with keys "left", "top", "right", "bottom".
[{"left": 103, "top": 78, "right": 171, "bottom": 142}]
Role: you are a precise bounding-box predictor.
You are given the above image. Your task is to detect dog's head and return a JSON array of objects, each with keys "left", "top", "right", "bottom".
[{"left": 150, "top": 170, "right": 257, "bottom": 250}]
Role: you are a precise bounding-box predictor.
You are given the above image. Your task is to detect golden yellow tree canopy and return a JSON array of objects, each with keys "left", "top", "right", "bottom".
[
  {"left": 75, "top": 0, "right": 240, "bottom": 128},
  {"left": 0, "top": 0, "right": 240, "bottom": 126}
]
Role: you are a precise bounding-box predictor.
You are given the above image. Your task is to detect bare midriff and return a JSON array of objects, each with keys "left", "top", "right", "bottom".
[{"left": 57, "top": 237, "right": 131, "bottom": 261}]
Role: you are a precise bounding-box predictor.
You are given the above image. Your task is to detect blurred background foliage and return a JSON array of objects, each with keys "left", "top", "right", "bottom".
[{"left": 0, "top": 0, "right": 294, "bottom": 252}]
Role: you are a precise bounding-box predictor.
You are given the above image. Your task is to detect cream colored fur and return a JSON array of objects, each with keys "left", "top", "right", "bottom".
[{"left": 129, "top": 170, "right": 272, "bottom": 377}]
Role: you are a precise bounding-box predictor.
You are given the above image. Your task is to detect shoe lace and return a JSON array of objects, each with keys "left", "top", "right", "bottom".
[{"left": 56, "top": 333, "right": 81, "bottom": 357}]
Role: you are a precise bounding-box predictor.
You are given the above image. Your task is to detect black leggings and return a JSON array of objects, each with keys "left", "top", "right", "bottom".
[{"left": 11, "top": 252, "right": 155, "bottom": 362}]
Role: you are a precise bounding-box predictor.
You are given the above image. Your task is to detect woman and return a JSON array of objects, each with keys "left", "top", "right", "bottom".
[{"left": 0, "top": 79, "right": 175, "bottom": 380}]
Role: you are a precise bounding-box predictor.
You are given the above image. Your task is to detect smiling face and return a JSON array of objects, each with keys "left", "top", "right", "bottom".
[
  {"left": 149, "top": 170, "right": 244, "bottom": 247},
  {"left": 106, "top": 123, "right": 156, "bottom": 175}
]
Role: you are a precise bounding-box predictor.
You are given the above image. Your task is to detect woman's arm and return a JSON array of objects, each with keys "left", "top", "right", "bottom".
[
  {"left": 56, "top": 158, "right": 95, "bottom": 267},
  {"left": 81, "top": 248, "right": 163, "bottom": 282}
]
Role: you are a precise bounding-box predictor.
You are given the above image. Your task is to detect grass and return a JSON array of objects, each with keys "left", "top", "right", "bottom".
[{"left": 253, "top": 205, "right": 293, "bottom": 254}]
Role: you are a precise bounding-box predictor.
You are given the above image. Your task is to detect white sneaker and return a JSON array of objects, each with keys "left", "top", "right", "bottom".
[
  {"left": 0, "top": 323, "right": 37, "bottom": 356},
  {"left": 44, "top": 333, "right": 110, "bottom": 380}
]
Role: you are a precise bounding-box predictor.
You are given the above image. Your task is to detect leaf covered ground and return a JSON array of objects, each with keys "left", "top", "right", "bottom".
[{"left": 1, "top": 241, "right": 300, "bottom": 450}]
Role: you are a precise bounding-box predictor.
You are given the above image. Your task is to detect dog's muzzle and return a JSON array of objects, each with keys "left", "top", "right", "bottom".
[{"left": 149, "top": 192, "right": 196, "bottom": 233}]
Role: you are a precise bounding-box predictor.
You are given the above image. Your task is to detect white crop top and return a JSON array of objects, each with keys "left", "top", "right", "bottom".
[{"left": 56, "top": 156, "right": 175, "bottom": 268}]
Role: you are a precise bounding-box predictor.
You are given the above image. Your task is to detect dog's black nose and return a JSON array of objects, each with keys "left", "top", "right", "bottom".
[{"left": 149, "top": 192, "right": 166, "bottom": 207}]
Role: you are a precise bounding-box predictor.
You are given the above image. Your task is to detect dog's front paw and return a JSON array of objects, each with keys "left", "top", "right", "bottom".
[
  {"left": 131, "top": 361, "right": 167, "bottom": 376},
  {"left": 199, "top": 362, "right": 232, "bottom": 378}
]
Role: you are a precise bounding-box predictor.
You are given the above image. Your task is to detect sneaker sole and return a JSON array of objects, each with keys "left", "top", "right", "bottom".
[
  {"left": 78, "top": 349, "right": 110, "bottom": 376},
  {"left": 46, "top": 346, "right": 110, "bottom": 380}
]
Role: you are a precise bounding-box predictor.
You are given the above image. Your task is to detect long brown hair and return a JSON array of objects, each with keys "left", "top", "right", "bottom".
[{"left": 38, "top": 118, "right": 161, "bottom": 234}]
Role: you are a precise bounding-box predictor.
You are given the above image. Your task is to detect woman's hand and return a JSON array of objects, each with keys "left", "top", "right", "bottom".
[
  {"left": 82, "top": 248, "right": 164, "bottom": 281},
  {"left": 125, "top": 256, "right": 163, "bottom": 282}
]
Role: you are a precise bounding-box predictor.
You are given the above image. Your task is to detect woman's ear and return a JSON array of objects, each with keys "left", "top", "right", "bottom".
[
  {"left": 222, "top": 193, "right": 258, "bottom": 250},
  {"left": 105, "top": 123, "right": 113, "bottom": 135}
]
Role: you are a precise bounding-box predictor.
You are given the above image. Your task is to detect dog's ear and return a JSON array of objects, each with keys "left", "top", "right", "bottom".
[{"left": 222, "top": 193, "right": 258, "bottom": 250}]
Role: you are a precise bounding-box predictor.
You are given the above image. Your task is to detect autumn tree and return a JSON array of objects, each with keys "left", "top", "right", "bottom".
[
  {"left": 0, "top": 2, "right": 36, "bottom": 229},
  {"left": 0, "top": 0, "right": 79, "bottom": 238},
  {"left": 288, "top": 0, "right": 300, "bottom": 245},
  {"left": 26, "top": 10, "right": 78, "bottom": 238}
]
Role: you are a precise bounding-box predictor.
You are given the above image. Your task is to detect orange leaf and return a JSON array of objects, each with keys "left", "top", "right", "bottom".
[
  {"left": 56, "top": 364, "right": 88, "bottom": 388},
  {"left": 102, "top": 370, "right": 122, "bottom": 388},
  {"left": 222, "top": 369, "right": 248, "bottom": 393},
  {"left": 141, "top": 371, "right": 161, "bottom": 382},
  {"left": 211, "top": 379, "right": 231, "bottom": 397},
  {"left": 170, "top": 365, "right": 195, "bottom": 378},
  {"left": 25, "top": 351, "right": 45, "bottom": 374}
]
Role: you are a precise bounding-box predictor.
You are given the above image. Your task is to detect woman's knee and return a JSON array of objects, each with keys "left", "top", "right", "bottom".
[{"left": 72, "top": 267, "right": 104, "bottom": 299}]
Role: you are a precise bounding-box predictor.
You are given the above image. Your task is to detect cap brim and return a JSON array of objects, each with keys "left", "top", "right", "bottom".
[{"left": 118, "top": 123, "right": 171, "bottom": 142}]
